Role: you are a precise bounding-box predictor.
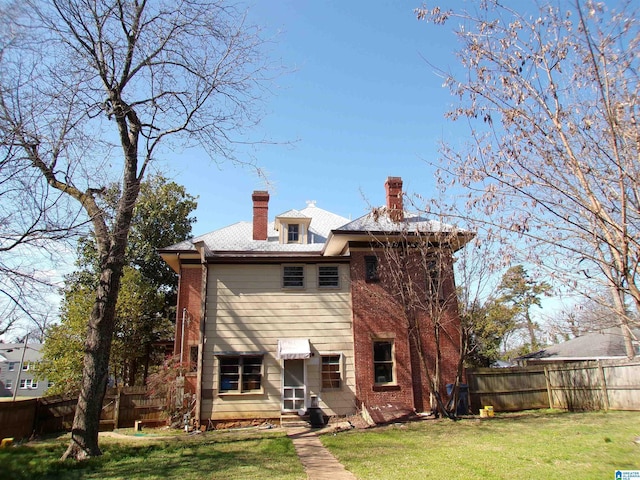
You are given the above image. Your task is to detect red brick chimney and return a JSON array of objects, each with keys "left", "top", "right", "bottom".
[
  {"left": 252, "top": 190, "right": 269, "bottom": 241},
  {"left": 385, "top": 176, "right": 404, "bottom": 222}
]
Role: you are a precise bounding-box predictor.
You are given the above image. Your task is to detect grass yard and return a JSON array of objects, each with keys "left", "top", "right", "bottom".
[
  {"left": 321, "top": 410, "right": 640, "bottom": 479},
  {"left": 0, "top": 428, "right": 305, "bottom": 480},
  {"left": 1, "top": 410, "right": 638, "bottom": 480}
]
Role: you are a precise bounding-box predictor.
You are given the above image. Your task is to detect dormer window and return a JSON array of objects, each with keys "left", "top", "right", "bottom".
[
  {"left": 287, "top": 224, "right": 300, "bottom": 243},
  {"left": 274, "top": 210, "right": 312, "bottom": 245}
]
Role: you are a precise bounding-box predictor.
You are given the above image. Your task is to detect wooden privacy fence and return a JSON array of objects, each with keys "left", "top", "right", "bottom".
[
  {"left": 0, "top": 387, "right": 167, "bottom": 440},
  {"left": 467, "top": 360, "right": 640, "bottom": 412}
]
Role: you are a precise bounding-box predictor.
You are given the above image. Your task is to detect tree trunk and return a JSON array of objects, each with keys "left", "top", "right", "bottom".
[
  {"left": 525, "top": 311, "right": 538, "bottom": 350},
  {"left": 610, "top": 284, "right": 636, "bottom": 359},
  {"left": 62, "top": 263, "right": 123, "bottom": 460}
]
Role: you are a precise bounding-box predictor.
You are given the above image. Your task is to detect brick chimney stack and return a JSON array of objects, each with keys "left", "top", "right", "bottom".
[
  {"left": 385, "top": 176, "right": 404, "bottom": 222},
  {"left": 252, "top": 190, "right": 269, "bottom": 241}
]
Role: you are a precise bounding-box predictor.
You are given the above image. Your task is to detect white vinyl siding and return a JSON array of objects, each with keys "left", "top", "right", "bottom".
[{"left": 201, "top": 263, "right": 355, "bottom": 419}]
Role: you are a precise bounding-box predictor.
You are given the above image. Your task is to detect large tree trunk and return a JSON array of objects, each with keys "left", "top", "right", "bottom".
[{"left": 62, "top": 262, "right": 123, "bottom": 460}]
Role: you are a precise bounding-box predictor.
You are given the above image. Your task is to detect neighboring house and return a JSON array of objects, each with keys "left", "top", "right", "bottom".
[
  {"left": 0, "top": 343, "right": 50, "bottom": 398},
  {"left": 517, "top": 326, "right": 640, "bottom": 365},
  {"left": 159, "top": 177, "right": 473, "bottom": 425}
]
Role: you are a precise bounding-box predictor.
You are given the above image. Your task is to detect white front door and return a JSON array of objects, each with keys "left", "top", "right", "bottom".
[{"left": 282, "top": 359, "right": 306, "bottom": 412}]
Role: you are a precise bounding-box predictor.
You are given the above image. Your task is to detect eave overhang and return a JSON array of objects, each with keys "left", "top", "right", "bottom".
[{"left": 323, "top": 229, "right": 475, "bottom": 256}]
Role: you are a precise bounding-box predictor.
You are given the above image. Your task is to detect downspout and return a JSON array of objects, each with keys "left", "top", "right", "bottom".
[
  {"left": 180, "top": 308, "right": 187, "bottom": 364},
  {"left": 194, "top": 241, "right": 209, "bottom": 426}
]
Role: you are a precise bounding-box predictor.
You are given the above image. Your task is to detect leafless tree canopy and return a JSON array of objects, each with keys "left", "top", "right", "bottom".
[
  {"left": 416, "top": 0, "right": 639, "bottom": 354},
  {"left": 1, "top": 0, "right": 271, "bottom": 459}
]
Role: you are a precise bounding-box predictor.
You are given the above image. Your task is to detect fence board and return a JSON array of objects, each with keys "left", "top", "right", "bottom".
[
  {"left": 468, "top": 360, "right": 640, "bottom": 413},
  {"left": 0, "top": 398, "right": 37, "bottom": 440},
  {"left": 0, "top": 388, "right": 167, "bottom": 440}
]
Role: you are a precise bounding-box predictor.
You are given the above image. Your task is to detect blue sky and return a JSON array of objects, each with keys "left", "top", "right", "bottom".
[{"left": 163, "top": 1, "right": 465, "bottom": 235}]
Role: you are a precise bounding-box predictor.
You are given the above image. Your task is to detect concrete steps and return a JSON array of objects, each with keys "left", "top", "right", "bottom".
[{"left": 280, "top": 413, "right": 310, "bottom": 428}]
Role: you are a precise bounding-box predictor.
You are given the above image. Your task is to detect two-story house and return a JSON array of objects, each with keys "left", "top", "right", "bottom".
[
  {"left": 0, "top": 342, "right": 50, "bottom": 398},
  {"left": 159, "top": 177, "right": 472, "bottom": 425}
]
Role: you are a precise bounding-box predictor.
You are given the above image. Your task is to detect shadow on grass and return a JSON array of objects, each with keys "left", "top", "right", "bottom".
[{"left": 0, "top": 434, "right": 303, "bottom": 480}]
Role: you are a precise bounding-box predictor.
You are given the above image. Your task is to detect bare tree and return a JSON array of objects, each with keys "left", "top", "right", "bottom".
[
  {"left": 369, "top": 216, "right": 468, "bottom": 417},
  {"left": 1, "top": 0, "right": 270, "bottom": 460},
  {"left": 416, "top": 0, "right": 639, "bottom": 357}
]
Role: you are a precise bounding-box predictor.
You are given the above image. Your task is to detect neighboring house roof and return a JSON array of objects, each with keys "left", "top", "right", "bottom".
[
  {"left": 0, "top": 343, "right": 43, "bottom": 363},
  {"left": 518, "top": 327, "right": 640, "bottom": 362}
]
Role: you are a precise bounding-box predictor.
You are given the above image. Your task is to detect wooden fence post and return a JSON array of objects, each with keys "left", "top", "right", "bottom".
[
  {"left": 597, "top": 361, "right": 610, "bottom": 411},
  {"left": 544, "top": 366, "right": 553, "bottom": 408},
  {"left": 114, "top": 387, "right": 121, "bottom": 429}
]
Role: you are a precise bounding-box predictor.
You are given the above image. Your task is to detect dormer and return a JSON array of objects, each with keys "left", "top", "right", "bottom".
[{"left": 275, "top": 210, "right": 312, "bottom": 244}]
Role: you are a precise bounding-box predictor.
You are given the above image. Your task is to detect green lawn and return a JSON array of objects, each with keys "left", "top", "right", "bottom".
[
  {"left": 1, "top": 411, "right": 638, "bottom": 480},
  {"left": 321, "top": 410, "right": 640, "bottom": 480},
  {"left": 0, "top": 429, "right": 305, "bottom": 480}
]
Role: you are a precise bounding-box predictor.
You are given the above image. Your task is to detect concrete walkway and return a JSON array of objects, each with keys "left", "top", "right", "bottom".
[{"left": 287, "top": 428, "right": 358, "bottom": 480}]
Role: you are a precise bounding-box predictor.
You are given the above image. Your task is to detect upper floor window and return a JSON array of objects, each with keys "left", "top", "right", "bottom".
[
  {"left": 365, "top": 256, "right": 379, "bottom": 282},
  {"left": 22, "top": 362, "right": 29, "bottom": 371},
  {"left": 5, "top": 379, "right": 12, "bottom": 390},
  {"left": 8, "top": 362, "right": 16, "bottom": 371},
  {"left": 287, "top": 224, "right": 300, "bottom": 243},
  {"left": 318, "top": 266, "right": 339, "bottom": 288},
  {"left": 283, "top": 265, "right": 305, "bottom": 288}
]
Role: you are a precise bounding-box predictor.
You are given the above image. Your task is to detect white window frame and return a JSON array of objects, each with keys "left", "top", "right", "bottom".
[
  {"left": 22, "top": 362, "right": 29, "bottom": 371},
  {"left": 282, "top": 265, "right": 305, "bottom": 289},
  {"left": 373, "top": 339, "right": 396, "bottom": 385},
  {"left": 287, "top": 223, "right": 300, "bottom": 243},
  {"left": 5, "top": 379, "right": 12, "bottom": 390},
  {"left": 8, "top": 362, "right": 16, "bottom": 372}
]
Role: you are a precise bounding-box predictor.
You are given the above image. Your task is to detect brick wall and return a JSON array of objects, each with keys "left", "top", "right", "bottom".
[
  {"left": 350, "top": 248, "right": 462, "bottom": 413},
  {"left": 174, "top": 265, "right": 202, "bottom": 361}
]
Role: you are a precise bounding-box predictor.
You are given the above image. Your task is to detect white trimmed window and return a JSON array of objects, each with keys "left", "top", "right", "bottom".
[
  {"left": 321, "top": 354, "right": 342, "bottom": 389},
  {"left": 318, "top": 265, "right": 339, "bottom": 288},
  {"left": 373, "top": 340, "right": 395, "bottom": 384},
  {"left": 19, "top": 378, "right": 37, "bottom": 389},
  {"left": 22, "top": 362, "right": 29, "bottom": 371},
  {"left": 8, "top": 362, "right": 16, "bottom": 372},
  {"left": 218, "top": 355, "right": 263, "bottom": 394},
  {"left": 287, "top": 223, "right": 300, "bottom": 243},
  {"left": 283, "top": 265, "right": 305, "bottom": 288},
  {"left": 5, "top": 379, "right": 12, "bottom": 390}
]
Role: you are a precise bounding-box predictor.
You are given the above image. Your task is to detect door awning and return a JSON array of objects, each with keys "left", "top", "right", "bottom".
[{"left": 277, "top": 338, "right": 311, "bottom": 360}]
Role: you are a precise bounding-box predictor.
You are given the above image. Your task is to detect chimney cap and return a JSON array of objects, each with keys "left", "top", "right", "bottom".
[{"left": 252, "top": 190, "right": 269, "bottom": 199}]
